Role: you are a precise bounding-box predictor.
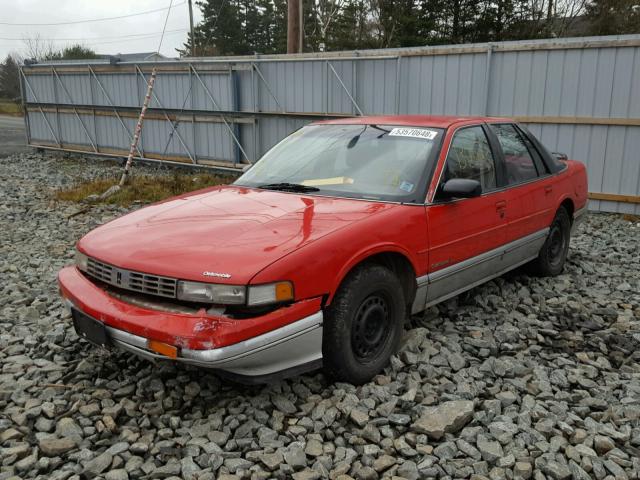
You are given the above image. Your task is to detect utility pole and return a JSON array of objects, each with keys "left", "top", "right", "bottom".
[
  {"left": 188, "top": 0, "right": 196, "bottom": 56},
  {"left": 298, "top": 0, "right": 303, "bottom": 53},
  {"left": 287, "top": 0, "right": 302, "bottom": 54}
]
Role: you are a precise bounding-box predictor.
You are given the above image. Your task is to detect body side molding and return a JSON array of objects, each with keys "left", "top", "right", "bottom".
[{"left": 411, "top": 228, "right": 549, "bottom": 314}]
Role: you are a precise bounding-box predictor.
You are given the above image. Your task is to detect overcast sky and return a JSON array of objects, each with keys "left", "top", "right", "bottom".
[{"left": 0, "top": 0, "right": 203, "bottom": 60}]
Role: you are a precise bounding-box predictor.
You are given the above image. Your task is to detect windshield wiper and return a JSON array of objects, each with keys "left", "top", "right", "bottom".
[{"left": 257, "top": 182, "right": 320, "bottom": 193}]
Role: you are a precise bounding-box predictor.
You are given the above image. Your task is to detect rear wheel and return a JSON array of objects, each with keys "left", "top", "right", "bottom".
[
  {"left": 323, "top": 264, "right": 405, "bottom": 385},
  {"left": 530, "top": 206, "right": 571, "bottom": 276}
]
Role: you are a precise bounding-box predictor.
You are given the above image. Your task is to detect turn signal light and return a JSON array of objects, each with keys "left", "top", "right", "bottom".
[
  {"left": 148, "top": 340, "right": 178, "bottom": 359},
  {"left": 247, "top": 281, "right": 294, "bottom": 306},
  {"left": 275, "top": 281, "right": 294, "bottom": 301}
]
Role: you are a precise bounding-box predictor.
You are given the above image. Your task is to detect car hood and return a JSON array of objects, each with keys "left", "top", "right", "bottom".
[{"left": 79, "top": 185, "right": 396, "bottom": 284}]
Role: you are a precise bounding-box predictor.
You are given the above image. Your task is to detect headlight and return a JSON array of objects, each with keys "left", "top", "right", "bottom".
[
  {"left": 177, "top": 281, "right": 246, "bottom": 304},
  {"left": 75, "top": 249, "right": 89, "bottom": 271},
  {"left": 247, "top": 281, "right": 294, "bottom": 306}
]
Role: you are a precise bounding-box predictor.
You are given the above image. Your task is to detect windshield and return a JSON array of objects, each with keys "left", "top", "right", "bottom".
[{"left": 234, "top": 124, "right": 444, "bottom": 202}]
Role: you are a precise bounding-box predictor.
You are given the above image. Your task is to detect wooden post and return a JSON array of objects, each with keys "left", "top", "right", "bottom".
[{"left": 287, "top": 0, "right": 301, "bottom": 54}]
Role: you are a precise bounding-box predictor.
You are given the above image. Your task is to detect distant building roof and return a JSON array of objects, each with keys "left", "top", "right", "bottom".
[
  {"left": 96, "top": 52, "right": 173, "bottom": 62},
  {"left": 27, "top": 51, "right": 175, "bottom": 66}
]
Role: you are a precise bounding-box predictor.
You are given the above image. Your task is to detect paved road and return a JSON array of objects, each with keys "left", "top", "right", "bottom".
[{"left": 0, "top": 115, "right": 28, "bottom": 157}]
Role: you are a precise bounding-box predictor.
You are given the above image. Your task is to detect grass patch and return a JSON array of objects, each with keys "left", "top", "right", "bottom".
[
  {"left": 55, "top": 172, "right": 233, "bottom": 207},
  {"left": 0, "top": 99, "right": 22, "bottom": 116}
]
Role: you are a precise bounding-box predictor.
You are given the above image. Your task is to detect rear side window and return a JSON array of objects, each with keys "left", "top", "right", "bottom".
[
  {"left": 444, "top": 126, "right": 497, "bottom": 192},
  {"left": 518, "top": 125, "right": 559, "bottom": 173},
  {"left": 489, "top": 124, "right": 539, "bottom": 184}
]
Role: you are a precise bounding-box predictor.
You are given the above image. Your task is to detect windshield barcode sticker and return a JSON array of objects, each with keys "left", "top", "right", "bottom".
[{"left": 388, "top": 128, "right": 438, "bottom": 140}]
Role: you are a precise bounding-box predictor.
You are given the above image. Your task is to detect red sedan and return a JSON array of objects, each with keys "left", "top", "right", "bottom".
[{"left": 59, "top": 116, "right": 588, "bottom": 384}]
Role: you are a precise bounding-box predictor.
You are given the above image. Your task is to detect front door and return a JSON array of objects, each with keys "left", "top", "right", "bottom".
[{"left": 424, "top": 125, "right": 508, "bottom": 306}]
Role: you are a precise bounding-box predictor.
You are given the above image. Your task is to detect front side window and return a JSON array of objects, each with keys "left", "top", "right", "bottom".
[
  {"left": 443, "top": 126, "right": 497, "bottom": 192},
  {"left": 490, "top": 124, "right": 539, "bottom": 184},
  {"left": 235, "top": 124, "right": 443, "bottom": 202}
]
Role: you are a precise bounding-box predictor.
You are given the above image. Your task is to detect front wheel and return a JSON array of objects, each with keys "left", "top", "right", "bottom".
[
  {"left": 323, "top": 264, "right": 405, "bottom": 385},
  {"left": 530, "top": 206, "right": 571, "bottom": 276}
]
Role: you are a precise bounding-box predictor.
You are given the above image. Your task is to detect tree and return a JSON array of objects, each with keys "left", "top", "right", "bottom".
[
  {"left": 586, "top": 0, "right": 640, "bottom": 35},
  {"left": 326, "top": 0, "right": 376, "bottom": 50},
  {"left": 180, "top": 0, "right": 289, "bottom": 55},
  {"left": 59, "top": 45, "right": 99, "bottom": 60},
  {"left": 23, "top": 34, "right": 58, "bottom": 61},
  {"left": 23, "top": 35, "right": 98, "bottom": 61},
  {"left": 0, "top": 54, "right": 22, "bottom": 101},
  {"left": 179, "top": 0, "right": 637, "bottom": 58},
  {"left": 184, "top": 0, "right": 249, "bottom": 55}
]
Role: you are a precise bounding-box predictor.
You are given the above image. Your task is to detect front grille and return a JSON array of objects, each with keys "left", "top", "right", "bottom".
[{"left": 85, "top": 257, "right": 178, "bottom": 298}]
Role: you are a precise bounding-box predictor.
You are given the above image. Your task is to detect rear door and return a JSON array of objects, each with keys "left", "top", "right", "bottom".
[
  {"left": 424, "top": 124, "right": 507, "bottom": 306},
  {"left": 487, "top": 123, "right": 555, "bottom": 243}
]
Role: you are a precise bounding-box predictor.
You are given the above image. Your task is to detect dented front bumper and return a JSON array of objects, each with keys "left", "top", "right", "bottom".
[{"left": 58, "top": 266, "right": 323, "bottom": 381}]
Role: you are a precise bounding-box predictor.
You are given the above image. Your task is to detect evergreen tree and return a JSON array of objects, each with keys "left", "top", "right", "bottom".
[
  {"left": 586, "top": 0, "right": 640, "bottom": 35},
  {"left": 178, "top": 0, "right": 637, "bottom": 57},
  {"left": 190, "top": 0, "right": 248, "bottom": 55},
  {"left": 59, "top": 45, "right": 98, "bottom": 60},
  {"left": 329, "top": 1, "right": 375, "bottom": 50},
  {"left": 0, "top": 55, "right": 21, "bottom": 101}
]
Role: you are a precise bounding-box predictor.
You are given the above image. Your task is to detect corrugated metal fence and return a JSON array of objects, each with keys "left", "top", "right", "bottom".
[{"left": 20, "top": 34, "right": 640, "bottom": 214}]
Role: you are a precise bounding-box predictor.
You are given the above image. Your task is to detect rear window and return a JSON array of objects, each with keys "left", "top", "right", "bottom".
[{"left": 489, "top": 124, "right": 539, "bottom": 184}]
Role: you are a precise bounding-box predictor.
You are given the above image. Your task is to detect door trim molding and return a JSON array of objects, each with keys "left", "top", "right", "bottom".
[{"left": 412, "top": 227, "right": 549, "bottom": 313}]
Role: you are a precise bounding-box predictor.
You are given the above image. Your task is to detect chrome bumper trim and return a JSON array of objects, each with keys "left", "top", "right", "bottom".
[{"left": 73, "top": 308, "right": 323, "bottom": 377}]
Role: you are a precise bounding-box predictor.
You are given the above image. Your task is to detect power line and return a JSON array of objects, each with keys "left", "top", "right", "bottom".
[
  {"left": 0, "top": 31, "right": 186, "bottom": 51},
  {"left": 157, "top": 0, "right": 175, "bottom": 53},
  {"left": 0, "top": 29, "right": 188, "bottom": 42},
  {"left": 84, "top": 31, "right": 186, "bottom": 47},
  {"left": 0, "top": 1, "right": 187, "bottom": 26}
]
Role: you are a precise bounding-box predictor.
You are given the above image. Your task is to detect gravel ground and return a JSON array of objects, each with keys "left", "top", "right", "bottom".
[{"left": 1, "top": 152, "right": 639, "bottom": 480}]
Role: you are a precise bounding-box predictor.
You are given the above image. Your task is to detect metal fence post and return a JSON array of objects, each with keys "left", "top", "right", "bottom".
[
  {"left": 251, "top": 62, "right": 258, "bottom": 161},
  {"left": 88, "top": 66, "right": 99, "bottom": 150},
  {"left": 18, "top": 66, "right": 30, "bottom": 146},
  {"left": 51, "top": 67, "right": 62, "bottom": 146},
  {"left": 189, "top": 63, "right": 198, "bottom": 165},
  {"left": 230, "top": 65, "right": 241, "bottom": 166},
  {"left": 483, "top": 44, "right": 494, "bottom": 116},
  {"left": 395, "top": 56, "right": 402, "bottom": 114}
]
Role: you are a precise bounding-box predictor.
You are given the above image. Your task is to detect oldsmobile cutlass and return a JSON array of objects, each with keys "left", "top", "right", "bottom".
[{"left": 59, "top": 115, "right": 588, "bottom": 384}]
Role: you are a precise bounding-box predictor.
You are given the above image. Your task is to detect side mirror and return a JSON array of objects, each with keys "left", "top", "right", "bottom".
[
  {"left": 551, "top": 152, "right": 568, "bottom": 161},
  {"left": 438, "top": 178, "right": 482, "bottom": 199}
]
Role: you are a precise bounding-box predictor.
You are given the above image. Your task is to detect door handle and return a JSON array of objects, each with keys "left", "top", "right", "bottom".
[
  {"left": 544, "top": 185, "right": 553, "bottom": 194},
  {"left": 495, "top": 200, "right": 506, "bottom": 218}
]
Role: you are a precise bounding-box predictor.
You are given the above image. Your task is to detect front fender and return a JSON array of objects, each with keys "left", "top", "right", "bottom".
[
  {"left": 325, "top": 243, "right": 420, "bottom": 305},
  {"left": 249, "top": 204, "right": 429, "bottom": 305}
]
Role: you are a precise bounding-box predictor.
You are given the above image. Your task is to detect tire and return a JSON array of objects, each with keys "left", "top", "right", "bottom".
[
  {"left": 529, "top": 206, "right": 571, "bottom": 276},
  {"left": 323, "top": 263, "right": 405, "bottom": 385}
]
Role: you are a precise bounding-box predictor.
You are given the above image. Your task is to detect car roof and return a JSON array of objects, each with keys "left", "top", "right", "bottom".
[{"left": 312, "top": 115, "right": 514, "bottom": 128}]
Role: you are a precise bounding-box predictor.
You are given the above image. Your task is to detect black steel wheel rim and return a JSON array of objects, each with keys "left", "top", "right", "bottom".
[
  {"left": 351, "top": 292, "right": 392, "bottom": 362},
  {"left": 548, "top": 222, "right": 565, "bottom": 267}
]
